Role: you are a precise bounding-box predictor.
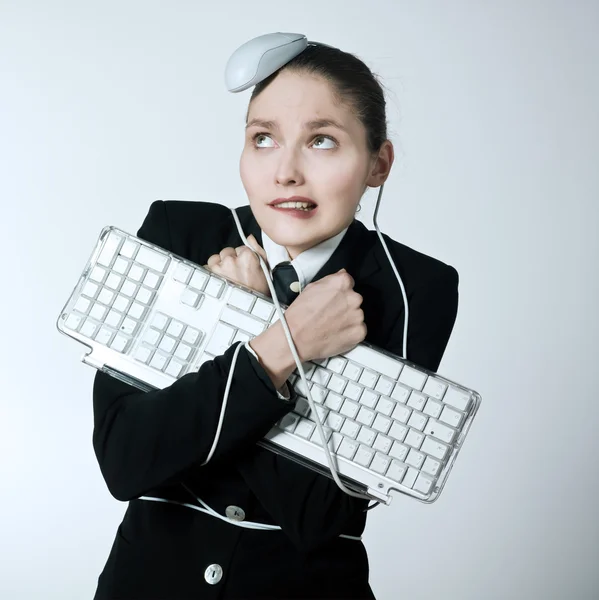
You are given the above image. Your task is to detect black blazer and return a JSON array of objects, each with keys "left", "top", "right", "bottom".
[{"left": 92, "top": 200, "right": 459, "bottom": 600}]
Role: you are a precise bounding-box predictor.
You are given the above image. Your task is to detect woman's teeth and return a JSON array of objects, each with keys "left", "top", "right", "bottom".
[{"left": 274, "top": 201, "right": 315, "bottom": 211}]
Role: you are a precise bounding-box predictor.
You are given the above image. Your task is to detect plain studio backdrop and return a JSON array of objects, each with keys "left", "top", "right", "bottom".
[{"left": 1, "top": 1, "right": 598, "bottom": 599}]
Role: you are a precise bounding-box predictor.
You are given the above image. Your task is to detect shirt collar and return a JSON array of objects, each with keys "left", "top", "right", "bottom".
[{"left": 261, "top": 227, "right": 349, "bottom": 291}]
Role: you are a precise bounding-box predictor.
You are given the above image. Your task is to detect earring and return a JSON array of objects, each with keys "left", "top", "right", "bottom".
[{"left": 355, "top": 204, "right": 362, "bottom": 213}]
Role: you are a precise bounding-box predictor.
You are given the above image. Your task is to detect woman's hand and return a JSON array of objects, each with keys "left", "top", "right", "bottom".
[{"left": 204, "top": 234, "right": 271, "bottom": 297}]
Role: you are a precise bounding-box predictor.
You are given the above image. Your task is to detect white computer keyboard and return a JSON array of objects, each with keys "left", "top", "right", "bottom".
[{"left": 57, "top": 227, "right": 481, "bottom": 504}]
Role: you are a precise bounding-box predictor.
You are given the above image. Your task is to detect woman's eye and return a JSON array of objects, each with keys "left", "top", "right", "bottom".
[{"left": 252, "top": 133, "right": 336, "bottom": 149}]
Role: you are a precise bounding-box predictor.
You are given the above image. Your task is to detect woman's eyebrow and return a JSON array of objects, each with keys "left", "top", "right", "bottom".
[{"left": 246, "top": 118, "right": 347, "bottom": 132}]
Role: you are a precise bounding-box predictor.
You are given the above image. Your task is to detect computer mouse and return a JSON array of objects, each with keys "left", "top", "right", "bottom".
[{"left": 225, "top": 32, "right": 308, "bottom": 93}]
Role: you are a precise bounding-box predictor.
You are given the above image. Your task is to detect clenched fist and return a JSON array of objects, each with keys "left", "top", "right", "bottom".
[{"left": 205, "top": 234, "right": 271, "bottom": 297}]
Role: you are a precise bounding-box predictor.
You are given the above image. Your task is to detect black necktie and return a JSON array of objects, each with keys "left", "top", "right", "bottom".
[{"left": 271, "top": 261, "right": 300, "bottom": 306}]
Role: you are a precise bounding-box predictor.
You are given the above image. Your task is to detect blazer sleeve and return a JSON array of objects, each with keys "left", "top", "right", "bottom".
[
  {"left": 92, "top": 200, "right": 296, "bottom": 502},
  {"left": 235, "top": 263, "right": 460, "bottom": 552}
]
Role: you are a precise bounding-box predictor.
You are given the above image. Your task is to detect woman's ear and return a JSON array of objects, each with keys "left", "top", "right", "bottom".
[{"left": 365, "top": 140, "right": 394, "bottom": 188}]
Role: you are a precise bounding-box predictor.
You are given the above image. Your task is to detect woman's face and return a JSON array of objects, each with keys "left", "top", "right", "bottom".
[{"left": 240, "top": 70, "right": 380, "bottom": 260}]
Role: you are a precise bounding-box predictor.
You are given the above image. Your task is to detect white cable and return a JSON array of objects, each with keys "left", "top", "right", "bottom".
[
  {"left": 372, "top": 183, "right": 409, "bottom": 360},
  {"left": 138, "top": 490, "right": 362, "bottom": 541},
  {"left": 230, "top": 209, "right": 372, "bottom": 501}
]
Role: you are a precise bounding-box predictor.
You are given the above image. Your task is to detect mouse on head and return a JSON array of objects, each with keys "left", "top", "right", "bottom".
[{"left": 225, "top": 32, "right": 334, "bottom": 93}]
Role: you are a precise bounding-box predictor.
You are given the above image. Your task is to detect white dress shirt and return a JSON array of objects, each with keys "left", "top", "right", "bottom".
[{"left": 244, "top": 225, "right": 349, "bottom": 400}]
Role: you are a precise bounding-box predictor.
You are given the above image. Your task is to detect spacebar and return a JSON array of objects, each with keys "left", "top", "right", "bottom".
[{"left": 341, "top": 344, "right": 402, "bottom": 380}]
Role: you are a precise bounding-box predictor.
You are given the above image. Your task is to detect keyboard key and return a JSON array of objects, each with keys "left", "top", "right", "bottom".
[
  {"left": 181, "top": 288, "right": 200, "bottom": 308},
  {"left": 295, "top": 419, "right": 315, "bottom": 439},
  {"left": 294, "top": 398, "right": 311, "bottom": 417},
  {"left": 128, "top": 264, "right": 145, "bottom": 282},
  {"left": 152, "top": 313, "right": 169, "bottom": 330},
  {"left": 143, "top": 328, "right": 161, "bottom": 346},
  {"left": 386, "top": 460, "right": 407, "bottom": 483},
  {"left": 279, "top": 413, "right": 299, "bottom": 432},
  {"left": 310, "top": 425, "right": 332, "bottom": 445},
  {"left": 324, "top": 393, "right": 343, "bottom": 412},
  {"left": 182, "top": 327, "right": 201, "bottom": 345},
  {"left": 344, "top": 382, "right": 363, "bottom": 401},
  {"left": 407, "top": 392, "right": 426, "bottom": 411},
  {"left": 82, "top": 281, "right": 99, "bottom": 298},
  {"left": 110, "top": 333, "right": 129, "bottom": 353},
  {"left": 392, "top": 404, "right": 411, "bottom": 423},
  {"left": 325, "top": 413, "right": 344, "bottom": 431},
  {"left": 190, "top": 270, "right": 208, "bottom": 290},
  {"left": 97, "top": 233, "right": 122, "bottom": 267},
  {"left": 407, "top": 411, "right": 428, "bottom": 431},
  {"left": 376, "top": 397, "right": 395, "bottom": 417},
  {"left": 120, "top": 281, "right": 137, "bottom": 297},
  {"left": 311, "top": 368, "right": 331, "bottom": 386},
  {"left": 422, "top": 456, "right": 442, "bottom": 477},
  {"left": 120, "top": 239, "right": 139, "bottom": 259},
  {"left": 389, "top": 442, "right": 409, "bottom": 461},
  {"left": 128, "top": 302, "right": 146, "bottom": 320},
  {"left": 228, "top": 288, "right": 254, "bottom": 311},
  {"left": 89, "top": 303, "right": 107, "bottom": 321},
  {"left": 80, "top": 319, "right": 98, "bottom": 338},
  {"left": 354, "top": 445, "right": 375, "bottom": 467},
  {"left": 413, "top": 473, "right": 434, "bottom": 495},
  {"left": 65, "top": 313, "right": 83, "bottom": 331},
  {"left": 205, "top": 277, "right": 224, "bottom": 298},
  {"left": 443, "top": 387, "right": 471, "bottom": 412},
  {"left": 308, "top": 384, "right": 327, "bottom": 403},
  {"left": 221, "top": 306, "right": 265, "bottom": 336},
  {"left": 149, "top": 352, "right": 168, "bottom": 371},
  {"left": 373, "top": 434, "right": 392, "bottom": 454},
  {"left": 423, "top": 420, "right": 456, "bottom": 444},
  {"left": 136, "top": 287, "right": 154, "bottom": 305},
  {"left": 359, "top": 390, "right": 378, "bottom": 409},
  {"left": 372, "top": 414, "right": 391, "bottom": 434},
  {"left": 356, "top": 407, "right": 375, "bottom": 427},
  {"left": 405, "top": 449, "right": 425, "bottom": 469},
  {"left": 342, "top": 344, "right": 402, "bottom": 380},
  {"left": 343, "top": 362, "right": 362, "bottom": 381},
  {"left": 423, "top": 377, "right": 448, "bottom": 400},
  {"left": 166, "top": 320, "right": 184, "bottom": 338},
  {"left": 421, "top": 436, "right": 450, "bottom": 461},
  {"left": 375, "top": 377, "right": 395, "bottom": 396},
  {"left": 97, "top": 289, "right": 114, "bottom": 305},
  {"left": 402, "top": 467, "right": 419, "bottom": 488},
  {"left": 173, "top": 263, "right": 193, "bottom": 284},
  {"left": 105, "top": 273, "right": 123, "bottom": 290},
  {"left": 251, "top": 298, "right": 273, "bottom": 321},
  {"left": 399, "top": 366, "right": 427, "bottom": 391},
  {"left": 339, "top": 399, "right": 359, "bottom": 419},
  {"left": 113, "top": 295, "right": 130, "bottom": 313},
  {"left": 113, "top": 257, "right": 130, "bottom": 275},
  {"left": 439, "top": 406, "right": 464, "bottom": 428},
  {"left": 337, "top": 438, "right": 359, "bottom": 460},
  {"left": 404, "top": 429, "right": 424, "bottom": 449},
  {"left": 166, "top": 358, "right": 184, "bottom": 378},
  {"left": 144, "top": 271, "right": 161, "bottom": 289},
  {"left": 205, "top": 323, "right": 235, "bottom": 355},
  {"left": 90, "top": 265, "right": 107, "bottom": 283},
  {"left": 134, "top": 344, "right": 152, "bottom": 364},
  {"left": 136, "top": 246, "right": 169, "bottom": 273},
  {"left": 119, "top": 317, "right": 138, "bottom": 335},
  {"left": 391, "top": 383, "right": 410, "bottom": 403},
  {"left": 423, "top": 399, "right": 443, "bottom": 419},
  {"left": 340, "top": 419, "right": 360, "bottom": 439},
  {"left": 327, "top": 357, "right": 347, "bottom": 374},
  {"left": 95, "top": 326, "right": 113, "bottom": 346},
  {"left": 105, "top": 309, "right": 122, "bottom": 328},
  {"left": 158, "top": 335, "right": 176, "bottom": 353},
  {"left": 233, "top": 331, "right": 251, "bottom": 344},
  {"left": 370, "top": 453, "right": 391, "bottom": 475},
  {"left": 174, "top": 342, "right": 192, "bottom": 361},
  {"left": 356, "top": 427, "right": 376, "bottom": 447},
  {"left": 388, "top": 422, "right": 408, "bottom": 442},
  {"left": 358, "top": 369, "right": 378, "bottom": 388},
  {"left": 74, "top": 297, "right": 91, "bottom": 314}
]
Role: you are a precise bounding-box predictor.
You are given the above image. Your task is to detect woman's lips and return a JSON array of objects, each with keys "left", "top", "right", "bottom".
[{"left": 269, "top": 205, "right": 318, "bottom": 219}]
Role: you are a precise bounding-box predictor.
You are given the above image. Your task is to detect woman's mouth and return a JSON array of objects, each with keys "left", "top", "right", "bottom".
[{"left": 270, "top": 201, "right": 318, "bottom": 219}]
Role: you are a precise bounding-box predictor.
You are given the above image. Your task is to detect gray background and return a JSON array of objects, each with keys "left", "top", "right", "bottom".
[{"left": 1, "top": 1, "right": 597, "bottom": 598}]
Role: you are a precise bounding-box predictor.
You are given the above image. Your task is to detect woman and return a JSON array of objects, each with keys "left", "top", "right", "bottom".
[{"left": 92, "top": 42, "right": 459, "bottom": 599}]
